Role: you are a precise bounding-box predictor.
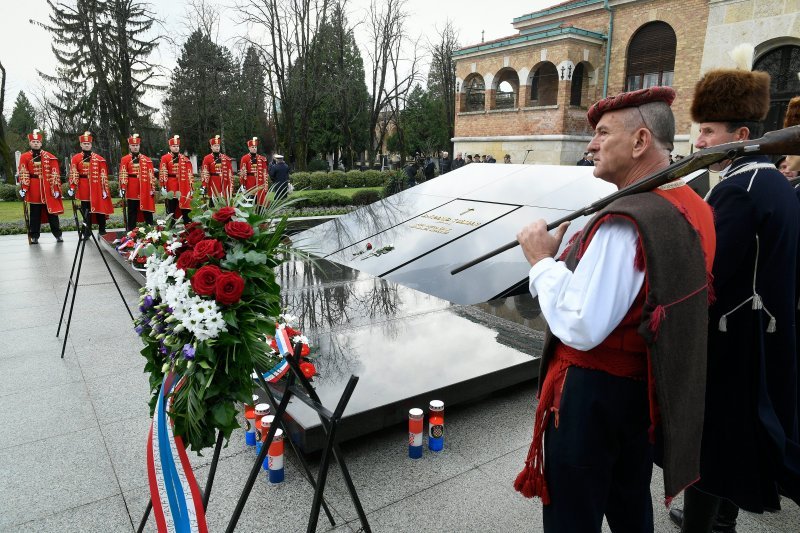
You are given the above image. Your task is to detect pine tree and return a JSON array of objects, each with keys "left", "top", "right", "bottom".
[
  {"left": 226, "top": 46, "right": 273, "bottom": 158},
  {"left": 8, "top": 92, "right": 37, "bottom": 137},
  {"left": 164, "top": 30, "right": 238, "bottom": 158},
  {"left": 33, "top": 0, "right": 160, "bottom": 161}
]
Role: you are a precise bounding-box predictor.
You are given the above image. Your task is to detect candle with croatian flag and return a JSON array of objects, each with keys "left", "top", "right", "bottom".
[
  {"left": 244, "top": 394, "right": 258, "bottom": 446},
  {"left": 268, "top": 428, "right": 285, "bottom": 483},
  {"left": 428, "top": 400, "right": 444, "bottom": 452},
  {"left": 408, "top": 408, "right": 424, "bottom": 459},
  {"left": 254, "top": 403, "right": 270, "bottom": 454},
  {"left": 261, "top": 415, "right": 275, "bottom": 470}
]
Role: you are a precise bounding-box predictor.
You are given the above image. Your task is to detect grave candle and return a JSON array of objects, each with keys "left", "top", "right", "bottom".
[
  {"left": 408, "top": 408, "right": 424, "bottom": 459},
  {"left": 254, "top": 403, "right": 270, "bottom": 454},
  {"left": 268, "top": 428, "right": 285, "bottom": 483},
  {"left": 244, "top": 394, "right": 258, "bottom": 446},
  {"left": 428, "top": 400, "right": 444, "bottom": 452},
  {"left": 261, "top": 415, "right": 275, "bottom": 471}
]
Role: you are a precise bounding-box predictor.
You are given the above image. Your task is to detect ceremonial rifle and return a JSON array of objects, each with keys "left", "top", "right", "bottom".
[
  {"left": 22, "top": 199, "right": 31, "bottom": 245},
  {"left": 451, "top": 125, "right": 800, "bottom": 275}
]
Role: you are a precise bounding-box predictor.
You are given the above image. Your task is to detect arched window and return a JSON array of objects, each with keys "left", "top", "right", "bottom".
[
  {"left": 570, "top": 63, "right": 585, "bottom": 106},
  {"left": 754, "top": 45, "right": 800, "bottom": 132},
  {"left": 529, "top": 62, "right": 558, "bottom": 106},
  {"left": 495, "top": 68, "right": 519, "bottom": 110},
  {"left": 625, "top": 22, "right": 676, "bottom": 91},
  {"left": 463, "top": 74, "right": 485, "bottom": 112}
]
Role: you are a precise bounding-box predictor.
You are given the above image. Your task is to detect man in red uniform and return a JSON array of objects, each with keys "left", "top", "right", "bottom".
[
  {"left": 238, "top": 136, "right": 268, "bottom": 206},
  {"left": 119, "top": 134, "right": 156, "bottom": 230},
  {"left": 18, "top": 129, "right": 64, "bottom": 244},
  {"left": 159, "top": 135, "right": 193, "bottom": 224},
  {"left": 67, "top": 131, "right": 114, "bottom": 238},
  {"left": 200, "top": 135, "right": 233, "bottom": 207},
  {"left": 514, "top": 87, "right": 716, "bottom": 532}
]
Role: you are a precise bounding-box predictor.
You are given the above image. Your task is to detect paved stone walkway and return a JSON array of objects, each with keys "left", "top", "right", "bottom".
[{"left": 0, "top": 231, "right": 797, "bottom": 532}]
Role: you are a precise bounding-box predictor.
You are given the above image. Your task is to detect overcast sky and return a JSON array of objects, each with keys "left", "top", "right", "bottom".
[{"left": 0, "top": 0, "right": 561, "bottom": 118}]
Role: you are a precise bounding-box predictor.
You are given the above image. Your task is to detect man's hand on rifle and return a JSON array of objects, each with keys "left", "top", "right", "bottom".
[
  {"left": 102, "top": 190, "right": 107, "bottom": 199},
  {"left": 161, "top": 187, "right": 168, "bottom": 195},
  {"left": 53, "top": 191, "right": 60, "bottom": 199},
  {"left": 18, "top": 189, "right": 25, "bottom": 198},
  {"left": 517, "top": 220, "right": 571, "bottom": 267},
  {"left": 67, "top": 188, "right": 74, "bottom": 197},
  {"left": 200, "top": 187, "right": 206, "bottom": 196},
  {"left": 119, "top": 189, "right": 125, "bottom": 198}
]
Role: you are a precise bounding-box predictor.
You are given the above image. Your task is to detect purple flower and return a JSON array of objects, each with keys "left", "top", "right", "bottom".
[
  {"left": 159, "top": 341, "right": 168, "bottom": 355},
  {"left": 134, "top": 325, "right": 144, "bottom": 335},
  {"left": 182, "top": 344, "right": 196, "bottom": 360},
  {"left": 139, "top": 295, "right": 154, "bottom": 312}
]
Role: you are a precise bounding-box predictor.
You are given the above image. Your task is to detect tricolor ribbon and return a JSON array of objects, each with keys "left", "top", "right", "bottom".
[
  {"left": 253, "top": 327, "right": 294, "bottom": 384},
  {"left": 147, "top": 372, "right": 208, "bottom": 533}
]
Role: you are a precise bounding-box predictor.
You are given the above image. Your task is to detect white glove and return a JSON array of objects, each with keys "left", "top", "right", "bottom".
[
  {"left": 102, "top": 191, "right": 107, "bottom": 199},
  {"left": 53, "top": 191, "right": 60, "bottom": 199},
  {"left": 199, "top": 187, "right": 206, "bottom": 196},
  {"left": 67, "top": 189, "right": 75, "bottom": 197},
  {"left": 19, "top": 189, "right": 26, "bottom": 198},
  {"left": 161, "top": 187, "right": 168, "bottom": 195},
  {"left": 238, "top": 185, "right": 245, "bottom": 193},
  {"left": 119, "top": 190, "right": 125, "bottom": 198},
  {"left": 150, "top": 190, "right": 155, "bottom": 197}
]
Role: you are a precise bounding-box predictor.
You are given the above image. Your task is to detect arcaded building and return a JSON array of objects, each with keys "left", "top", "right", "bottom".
[{"left": 452, "top": 0, "right": 800, "bottom": 165}]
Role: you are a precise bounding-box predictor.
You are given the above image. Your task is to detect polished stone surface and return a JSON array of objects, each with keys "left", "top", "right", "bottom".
[{"left": 292, "top": 164, "right": 615, "bottom": 304}]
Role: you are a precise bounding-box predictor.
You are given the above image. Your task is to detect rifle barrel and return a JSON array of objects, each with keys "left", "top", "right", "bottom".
[{"left": 450, "top": 126, "right": 800, "bottom": 276}]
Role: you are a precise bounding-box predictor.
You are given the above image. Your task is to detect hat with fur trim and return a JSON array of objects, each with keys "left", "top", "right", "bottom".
[
  {"left": 587, "top": 86, "right": 676, "bottom": 129},
  {"left": 784, "top": 96, "right": 800, "bottom": 128}
]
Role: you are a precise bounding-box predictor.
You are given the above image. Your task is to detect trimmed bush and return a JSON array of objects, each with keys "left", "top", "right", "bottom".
[
  {"left": 362, "top": 170, "right": 385, "bottom": 187},
  {"left": 292, "top": 191, "right": 350, "bottom": 208},
  {"left": 382, "top": 171, "right": 410, "bottom": 198},
  {"left": 351, "top": 189, "right": 381, "bottom": 205},
  {"left": 327, "top": 170, "right": 347, "bottom": 189},
  {"left": 0, "top": 183, "right": 19, "bottom": 201},
  {"left": 308, "top": 172, "right": 329, "bottom": 189},
  {"left": 307, "top": 159, "right": 329, "bottom": 172},
  {"left": 345, "top": 170, "right": 366, "bottom": 188},
  {"left": 291, "top": 172, "right": 312, "bottom": 190}
]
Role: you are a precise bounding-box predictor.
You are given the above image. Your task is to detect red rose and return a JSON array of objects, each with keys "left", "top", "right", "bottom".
[
  {"left": 215, "top": 271, "right": 245, "bottom": 305},
  {"left": 176, "top": 250, "right": 201, "bottom": 270},
  {"left": 212, "top": 206, "right": 236, "bottom": 223},
  {"left": 299, "top": 362, "right": 316, "bottom": 379},
  {"left": 194, "top": 239, "right": 226, "bottom": 260},
  {"left": 225, "top": 221, "right": 254, "bottom": 240},
  {"left": 185, "top": 228, "right": 206, "bottom": 247},
  {"left": 184, "top": 222, "right": 203, "bottom": 232},
  {"left": 285, "top": 326, "right": 301, "bottom": 338},
  {"left": 191, "top": 265, "right": 222, "bottom": 296}
]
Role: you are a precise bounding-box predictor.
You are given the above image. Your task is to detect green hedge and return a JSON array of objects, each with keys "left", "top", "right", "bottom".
[
  {"left": 290, "top": 170, "right": 394, "bottom": 190},
  {"left": 0, "top": 183, "right": 17, "bottom": 201},
  {"left": 291, "top": 191, "right": 351, "bottom": 208},
  {"left": 351, "top": 189, "right": 382, "bottom": 205}
]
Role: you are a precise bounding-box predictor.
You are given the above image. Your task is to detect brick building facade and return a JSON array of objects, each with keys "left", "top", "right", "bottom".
[{"left": 453, "top": 0, "right": 799, "bottom": 165}]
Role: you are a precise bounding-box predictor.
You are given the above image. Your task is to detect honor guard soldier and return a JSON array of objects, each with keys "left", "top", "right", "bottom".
[
  {"left": 68, "top": 131, "right": 114, "bottom": 238},
  {"left": 18, "top": 129, "right": 64, "bottom": 244},
  {"left": 119, "top": 134, "right": 156, "bottom": 230},
  {"left": 159, "top": 135, "right": 194, "bottom": 224},
  {"left": 238, "top": 137, "right": 269, "bottom": 205},
  {"left": 200, "top": 135, "right": 233, "bottom": 206}
]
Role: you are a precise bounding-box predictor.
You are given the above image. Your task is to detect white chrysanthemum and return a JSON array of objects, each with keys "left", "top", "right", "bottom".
[
  {"left": 292, "top": 334, "right": 309, "bottom": 346},
  {"left": 168, "top": 241, "right": 183, "bottom": 253}
]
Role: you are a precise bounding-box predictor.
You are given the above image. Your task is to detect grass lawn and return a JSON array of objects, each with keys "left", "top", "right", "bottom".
[{"left": 0, "top": 187, "right": 382, "bottom": 223}]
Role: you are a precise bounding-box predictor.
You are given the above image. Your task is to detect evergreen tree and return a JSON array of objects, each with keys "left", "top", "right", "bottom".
[
  {"left": 226, "top": 46, "right": 273, "bottom": 159},
  {"left": 34, "top": 0, "right": 161, "bottom": 161},
  {"left": 391, "top": 84, "right": 449, "bottom": 157},
  {"left": 8, "top": 92, "right": 37, "bottom": 138},
  {"left": 164, "top": 30, "right": 238, "bottom": 158}
]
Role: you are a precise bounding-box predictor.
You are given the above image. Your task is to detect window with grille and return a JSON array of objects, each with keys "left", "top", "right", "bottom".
[
  {"left": 530, "top": 63, "right": 558, "bottom": 106},
  {"left": 754, "top": 45, "right": 800, "bottom": 132},
  {"left": 570, "top": 63, "right": 585, "bottom": 106},
  {"left": 495, "top": 69, "right": 519, "bottom": 110},
  {"left": 463, "top": 75, "right": 485, "bottom": 112},
  {"left": 625, "top": 22, "right": 676, "bottom": 91}
]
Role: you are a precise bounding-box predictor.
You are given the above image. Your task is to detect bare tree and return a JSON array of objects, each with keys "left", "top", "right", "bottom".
[
  {"left": 364, "top": 0, "right": 422, "bottom": 168},
  {"left": 428, "top": 21, "right": 459, "bottom": 157},
  {"left": 234, "top": 0, "right": 331, "bottom": 169}
]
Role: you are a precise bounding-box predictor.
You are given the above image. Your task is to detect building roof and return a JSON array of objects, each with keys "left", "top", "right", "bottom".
[
  {"left": 454, "top": 24, "right": 606, "bottom": 57},
  {"left": 513, "top": 0, "right": 605, "bottom": 24}
]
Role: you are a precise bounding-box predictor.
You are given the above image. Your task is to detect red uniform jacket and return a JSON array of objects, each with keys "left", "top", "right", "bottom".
[
  {"left": 201, "top": 153, "right": 233, "bottom": 199},
  {"left": 159, "top": 153, "right": 194, "bottom": 210},
  {"left": 69, "top": 152, "right": 114, "bottom": 215},
  {"left": 239, "top": 153, "right": 269, "bottom": 205},
  {"left": 18, "top": 150, "right": 64, "bottom": 216},
  {"left": 119, "top": 153, "right": 156, "bottom": 212}
]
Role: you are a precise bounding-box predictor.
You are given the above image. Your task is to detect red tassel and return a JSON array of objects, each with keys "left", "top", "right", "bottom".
[
  {"left": 706, "top": 272, "right": 716, "bottom": 306},
  {"left": 649, "top": 305, "right": 666, "bottom": 335},
  {"left": 634, "top": 240, "right": 646, "bottom": 271}
]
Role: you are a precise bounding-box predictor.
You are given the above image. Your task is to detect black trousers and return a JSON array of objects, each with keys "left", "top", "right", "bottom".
[
  {"left": 681, "top": 485, "right": 739, "bottom": 532},
  {"left": 28, "top": 203, "right": 62, "bottom": 239},
  {"left": 125, "top": 199, "right": 154, "bottom": 231},
  {"left": 165, "top": 198, "right": 191, "bottom": 224},
  {"left": 273, "top": 180, "right": 289, "bottom": 202},
  {"left": 80, "top": 201, "right": 106, "bottom": 236},
  {"left": 543, "top": 367, "right": 654, "bottom": 533}
]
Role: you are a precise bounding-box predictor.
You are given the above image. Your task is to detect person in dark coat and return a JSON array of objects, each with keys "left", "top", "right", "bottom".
[
  {"left": 423, "top": 157, "right": 436, "bottom": 180},
  {"left": 452, "top": 152, "right": 465, "bottom": 170},
  {"left": 440, "top": 151, "right": 452, "bottom": 174},
  {"left": 403, "top": 162, "right": 418, "bottom": 186},
  {"left": 671, "top": 66, "right": 800, "bottom": 533},
  {"left": 576, "top": 152, "right": 594, "bottom": 166},
  {"left": 268, "top": 154, "right": 290, "bottom": 202}
]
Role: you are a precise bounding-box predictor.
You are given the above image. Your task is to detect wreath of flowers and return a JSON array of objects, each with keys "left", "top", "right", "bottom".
[{"left": 134, "top": 191, "right": 308, "bottom": 451}]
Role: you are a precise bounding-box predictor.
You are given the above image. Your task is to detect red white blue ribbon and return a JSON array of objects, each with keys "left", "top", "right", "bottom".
[{"left": 147, "top": 372, "right": 208, "bottom": 533}]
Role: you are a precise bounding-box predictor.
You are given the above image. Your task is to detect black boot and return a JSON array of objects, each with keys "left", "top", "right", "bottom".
[{"left": 680, "top": 485, "right": 720, "bottom": 533}]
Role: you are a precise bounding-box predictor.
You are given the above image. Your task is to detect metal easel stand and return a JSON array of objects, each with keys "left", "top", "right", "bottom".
[
  {"left": 226, "top": 343, "right": 371, "bottom": 533},
  {"left": 56, "top": 207, "right": 134, "bottom": 358}
]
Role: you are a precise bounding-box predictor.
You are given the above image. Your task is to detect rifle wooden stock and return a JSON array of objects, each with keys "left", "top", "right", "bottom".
[{"left": 451, "top": 125, "right": 800, "bottom": 275}]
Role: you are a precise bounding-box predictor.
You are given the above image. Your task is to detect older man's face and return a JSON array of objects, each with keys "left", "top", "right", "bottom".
[
  {"left": 80, "top": 141, "right": 92, "bottom": 151},
  {"left": 130, "top": 144, "right": 140, "bottom": 153},
  {"left": 587, "top": 110, "right": 637, "bottom": 188}
]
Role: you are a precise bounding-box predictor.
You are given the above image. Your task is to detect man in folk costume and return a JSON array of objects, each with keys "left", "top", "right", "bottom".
[
  {"left": 670, "top": 48, "right": 800, "bottom": 533},
  {"left": 514, "top": 87, "right": 716, "bottom": 532},
  {"left": 159, "top": 135, "right": 194, "bottom": 224},
  {"left": 200, "top": 135, "right": 233, "bottom": 207},
  {"left": 119, "top": 134, "right": 156, "bottom": 231},
  {"left": 18, "top": 129, "right": 64, "bottom": 244},
  {"left": 68, "top": 131, "right": 114, "bottom": 237},
  {"left": 239, "top": 137, "right": 269, "bottom": 205}
]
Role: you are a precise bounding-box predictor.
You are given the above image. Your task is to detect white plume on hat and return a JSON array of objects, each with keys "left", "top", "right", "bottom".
[{"left": 728, "top": 43, "right": 755, "bottom": 71}]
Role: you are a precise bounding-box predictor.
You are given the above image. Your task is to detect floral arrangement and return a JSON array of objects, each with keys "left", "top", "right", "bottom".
[
  {"left": 115, "top": 221, "right": 175, "bottom": 271},
  {"left": 266, "top": 313, "right": 317, "bottom": 381},
  {"left": 134, "top": 193, "right": 303, "bottom": 451}
]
